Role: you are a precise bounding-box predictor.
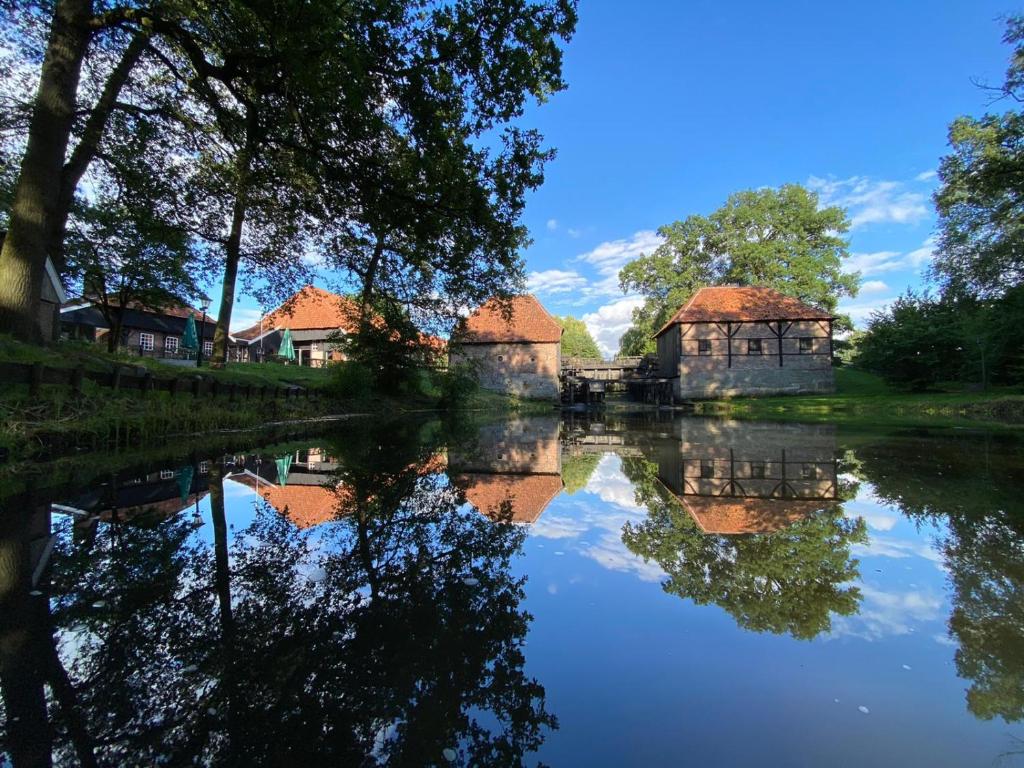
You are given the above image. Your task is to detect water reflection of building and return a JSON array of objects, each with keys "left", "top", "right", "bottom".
[
  {"left": 449, "top": 418, "right": 563, "bottom": 523},
  {"left": 656, "top": 420, "right": 838, "bottom": 534},
  {"left": 224, "top": 448, "right": 344, "bottom": 528},
  {"left": 57, "top": 463, "right": 210, "bottom": 524}
]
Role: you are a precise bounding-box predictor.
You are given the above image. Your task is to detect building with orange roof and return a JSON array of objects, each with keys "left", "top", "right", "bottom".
[
  {"left": 655, "top": 419, "right": 839, "bottom": 535},
  {"left": 449, "top": 294, "right": 563, "bottom": 400},
  {"left": 449, "top": 417, "right": 563, "bottom": 524},
  {"left": 228, "top": 286, "right": 363, "bottom": 367},
  {"left": 654, "top": 285, "right": 835, "bottom": 400}
]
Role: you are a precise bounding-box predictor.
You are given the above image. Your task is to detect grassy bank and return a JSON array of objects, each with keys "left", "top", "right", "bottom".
[
  {"left": 0, "top": 337, "right": 554, "bottom": 464},
  {"left": 695, "top": 367, "right": 1024, "bottom": 427}
]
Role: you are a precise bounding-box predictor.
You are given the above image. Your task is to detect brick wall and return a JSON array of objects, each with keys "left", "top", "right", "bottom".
[
  {"left": 450, "top": 341, "right": 561, "bottom": 400},
  {"left": 667, "top": 320, "right": 834, "bottom": 399}
]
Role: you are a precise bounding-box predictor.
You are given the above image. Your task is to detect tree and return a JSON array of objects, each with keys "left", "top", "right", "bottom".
[
  {"left": 617, "top": 184, "right": 858, "bottom": 355},
  {"left": 932, "top": 16, "right": 1024, "bottom": 298},
  {"left": 0, "top": 2, "right": 159, "bottom": 341},
  {"left": 557, "top": 315, "right": 601, "bottom": 359},
  {"left": 560, "top": 452, "right": 600, "bottom": 494}
]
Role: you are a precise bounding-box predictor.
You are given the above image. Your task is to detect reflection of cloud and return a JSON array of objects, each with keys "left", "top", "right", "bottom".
[
  {"left": 531, "top": 514, "right": 589, "bottom": 540},
  {"left": 831, "top": 585, "right": 944, "bottom": 641},
  {"left": 852, "top": 536, "right": 944, "bottom": 564},
  {"left": 580, "top": 531, "right": 665, "bottom": 583},
  {"left": 582, "top": 455, "right": 645, "bottom": 512}
]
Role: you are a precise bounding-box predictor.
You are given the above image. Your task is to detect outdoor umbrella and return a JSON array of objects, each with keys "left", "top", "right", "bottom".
[
  {"left": 182, "top": 313, "right": 199, "bottom": 354},
  {"left": 177, "top": 464, "right": 195, "bottom": 503},
  {"left": 275, "top": 455, "right": 293, "bottom": 486},
  {"left": 279, "top": 328, "right": 296, "bottom": 362}
]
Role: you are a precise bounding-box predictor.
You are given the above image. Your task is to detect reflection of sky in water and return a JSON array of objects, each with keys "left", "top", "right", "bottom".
[{"left": 502, "top": 453, "right": 1020, "bottom": 768}]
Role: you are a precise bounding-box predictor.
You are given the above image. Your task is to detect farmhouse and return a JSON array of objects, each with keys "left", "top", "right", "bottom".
[
  {"left": 229, "top": 286, "right": 360, "bottom": 366},
  {"left": 654, "top": 286, "right": 835, "bottom": 400},
  {"left": 61, "top": 297, "right": 215, "bottom": 358},
  {"left": 449, "top": 294, "right": 562, "bottom": 400}
]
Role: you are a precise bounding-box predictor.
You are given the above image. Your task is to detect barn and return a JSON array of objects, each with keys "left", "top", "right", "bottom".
[
  {"left": 449, "top": 294, "right": 563, "bottom": 400},
  {"left": 654, "top": 286, "right": 835, "bottom": 400}
]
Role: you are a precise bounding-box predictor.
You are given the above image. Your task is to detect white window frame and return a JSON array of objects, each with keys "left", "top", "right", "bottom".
[
  {"left": 159, "top": 469, "right": 175, "bottom": 480},
  {"left": 203, "top": 340, "right": 213, "bottom": 355},
  {"left": 165, "top": 336, "right": 179, "bottom": 353},
  {"left": 139, "top": 332, "right": 154, "bottom": 351}
]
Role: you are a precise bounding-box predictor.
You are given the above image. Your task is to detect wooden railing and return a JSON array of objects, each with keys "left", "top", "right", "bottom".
[{"left": 0, "top": 361, "right": 319, "bottom": 402}]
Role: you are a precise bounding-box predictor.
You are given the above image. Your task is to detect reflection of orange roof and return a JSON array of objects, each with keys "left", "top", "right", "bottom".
[
  {"left": 455, "top": 473, "right": 563, "bottom": 523},
  {"left": 655, "top": 286, "right": 832, "bottom": 336},
  {"left": 229, "top": 474, "right": 351, "bottom": 529},
  {"left": 680, "top": 496, "right": 833, "bottom": 534},
  {"left": 232, "top": 286, "right": 361, "bottom": 339},
  {"left": 457, "top": 295, "right": 562, "bottom": 344}
]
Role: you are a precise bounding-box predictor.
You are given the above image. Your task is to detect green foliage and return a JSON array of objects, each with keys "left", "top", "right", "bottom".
[
  {"left": 617, "top": 184, "right": 858, "bottom": 355},
  {"left": 857, "top": 288, "right": 1024, "bottom": 390},
  {"left": 436, "top": 363, "right": 480, "bottom": 410},
  {"left": 557, "top": 315, "right": 602, "bottom": 359},
  {"left": 560, "top": 452, "right": 599, "bottom": 494},
  {"left": 329, "top": 361, "right": 376, "bottom": 400},
  {"left": 932, "top": 17, "right": 1024, "bottom": 298}
]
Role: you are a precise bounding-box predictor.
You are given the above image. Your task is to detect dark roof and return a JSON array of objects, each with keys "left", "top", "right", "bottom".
[
  {"left": 61, "top": 305, "right": 215, "bottom": 339},
  {"left": 655, "top": 286, "right": 833, "bottom": 337}
]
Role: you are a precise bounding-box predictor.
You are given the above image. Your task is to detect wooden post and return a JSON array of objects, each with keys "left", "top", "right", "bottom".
[
  {"left": 192, "top": 378, "right": 201, "bottom": 398},
  {"left": 142, "top": 372, "right": 152, "bottom": 397},
  {"left": 29, "top": 362, "right": 43, "bottom": 397},
  {"left": 111, "top": 367, "right": 122, "bottom": 391},
  {"left": 229, "top": 383, "right": 237, "bottom": 402},
  {"left": 726, "top": 321, "right": 732, "bottom": 369}
]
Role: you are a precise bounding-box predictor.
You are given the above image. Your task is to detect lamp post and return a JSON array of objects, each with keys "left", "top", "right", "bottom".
[{"left": 197, "top": 293, "right": 212, "bottom": 368}]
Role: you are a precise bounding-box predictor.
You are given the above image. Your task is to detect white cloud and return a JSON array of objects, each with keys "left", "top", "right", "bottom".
[
  {"left": 527, "top": 269, "right": 588, "bottom": 295},
  {"left": 567, "top": 228, "right": 583, "bottom": 239},
  {"left": 831, "top": 585, "right": 945, "bottom": 641},
  {"left": 915, "top": 170, "right": 937, "bottom": 182},
  {"left": 581, "top": 296, "right": 645, "bottom": 358},
  {"left": 860, "top": 280, "right": 889, "bottom": 294},
  {"left": 575, "top": 230, "right": 664, "bottom": 298},
  {"left": 230, "top": 307, "right": 266, "bottom": 333},
  {"left": 580, "top": 532, "right": 665, "bottom": 583},
  {"left": 839, "top": 299, "right": 894, "bottom": 325},
  {"left": 546, "top": 218, "right": 559, "bottom": 231},
  {"left": 808, "top": 175, "right": 930, "bottom": 229},
  {"left": 843, "top": 237, "right": 936, "bottom": 278}
]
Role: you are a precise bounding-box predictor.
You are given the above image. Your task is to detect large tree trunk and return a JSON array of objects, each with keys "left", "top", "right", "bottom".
[
  {"left": 47, "top": 32, "right": 148, "bottom": 274},
  {"left": 0, "top": 0, "right": 93, "bottom": 342},
  {"left": 210, "top": 112, "right": 257, "bottom": 369},
  {"left": 0, "top": 502, "right": 54, "bottom": 767}
]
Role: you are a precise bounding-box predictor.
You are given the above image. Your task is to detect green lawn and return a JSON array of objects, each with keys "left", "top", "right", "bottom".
[
  {"left": 696, "top": 367, "right": 1024, "bottom": 428},
  {"left": 0, "top": 335, "right": 331, "bottom": 389}
]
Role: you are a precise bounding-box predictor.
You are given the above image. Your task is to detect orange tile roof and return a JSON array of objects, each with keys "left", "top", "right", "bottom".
[
  {"left": 454, "top": 473, "right": 563, "bottom": 524},
  {"left": 231, "top": 286, "right": 362, "bottom": 339},
  {"left": 456, "top": 294, "right": 563, "bottom": 344},
  {"left": 680, "top": 495, "right": 835, "bottom": 535},
  {"left": 228, "top": 474, "right": 351, "bottom": 529},
  {"left": 655, "top": 286, "right": 833, "bottom": 337}
]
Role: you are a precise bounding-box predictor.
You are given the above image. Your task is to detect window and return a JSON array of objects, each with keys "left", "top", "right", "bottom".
[
  {"left": 159, "top": 469, "right": 175, "bottom": 480},
  {"left": 497, "top": 355, "right": 504, "bottom": 361},
  {"left": 530, "top": 355, "right": 536, "bottom": 362},
  {"left": 203, "top": 341, "right": 213, "bottom": 355},
  {"left": 749, "top": 461, "right": 766, "bottom": 479},
  {"left": 198, "top": 461, "right": 210, "bottom": 474},
  {"left": 698, "top": 339, "right": 712, "bottom": 356},
  {"left": 799, "top": 337, "right": 814, "bottom": 354},
  {"left": 747, "top": 338, "right": 762, "bottom": 355},
  {"left": 801, "top": 463, "right": 819, "bottom": 480},
  {"left": 700, "top": 459, "right": 716, "bottom": 479},
  {"left": 165, "top": 336, "right": 179, "bottom": 353},
  {"left": 139, "top": 332, "right": 154, "bottom": 351}
]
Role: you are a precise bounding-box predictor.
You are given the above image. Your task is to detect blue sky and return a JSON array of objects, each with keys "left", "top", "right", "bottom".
[{"left": 230, "top": 1, "right": 1015, "bottom": 355}]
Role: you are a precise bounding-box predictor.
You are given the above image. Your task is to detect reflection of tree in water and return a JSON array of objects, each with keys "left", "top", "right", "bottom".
[
  {"left": 855, "top": 434, "right": 1024, "bottom": 723},
  {"left": 32, "top": 419, "right": 553, "bottom": 766},
  {"left": 560, "top": 453, "right": 600, "bottom": 495},
  {"left": 619, "top": 456, "right": 866, "bottom": 640}
]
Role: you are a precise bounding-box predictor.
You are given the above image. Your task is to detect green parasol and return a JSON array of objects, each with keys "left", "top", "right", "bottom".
[
  {"left": 177, "top": 464, "right": 195, "bottom": 502},
  {"left": 182, "top": 313, "right": 199, "bottom": 351},
  {"left": 275, "top": 455, "right": 293, "bottom": 486},
  {"left": 279, "top": 327, "right": 296, "bottom": 361}
]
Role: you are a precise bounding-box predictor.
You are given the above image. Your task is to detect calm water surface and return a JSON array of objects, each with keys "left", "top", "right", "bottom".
[{"left": 2, "top": 413, "right": 1023, "bottom": 766}]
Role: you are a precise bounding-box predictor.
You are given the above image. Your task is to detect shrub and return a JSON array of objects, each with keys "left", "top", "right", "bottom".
[
  {"left": 330, "top": 361, "right": 375, "bottom": 399},
  {"left": 436, "top": 363, "right": 479, "bottom": 409}
]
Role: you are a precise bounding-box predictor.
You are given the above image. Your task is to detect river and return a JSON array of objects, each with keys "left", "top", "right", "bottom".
[{"left": 1, "top": 412, "right": 1022, "bottom": 766}]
